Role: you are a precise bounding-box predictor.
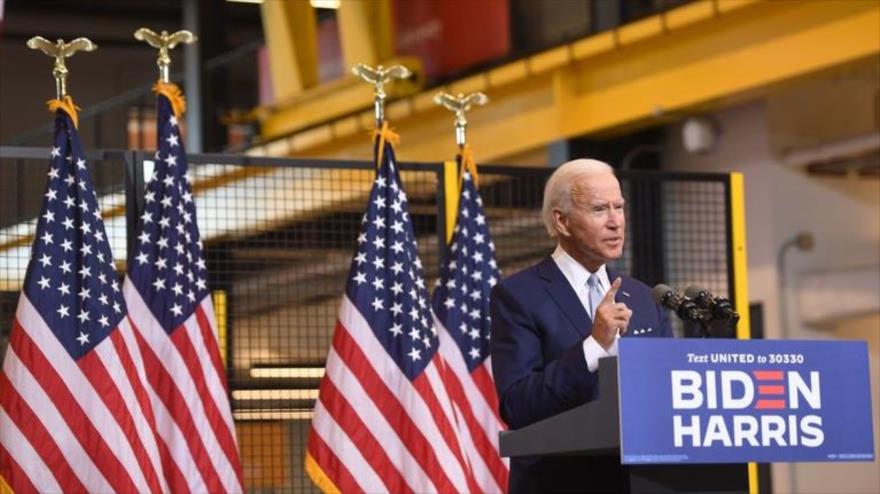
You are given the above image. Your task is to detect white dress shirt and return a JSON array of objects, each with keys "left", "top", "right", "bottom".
[{"left": 551, "top": 245, "right": 620, "bottom": 372}]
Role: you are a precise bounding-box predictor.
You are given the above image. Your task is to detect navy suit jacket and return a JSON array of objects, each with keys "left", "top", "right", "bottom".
[{"left": 490, "top": 256, "right": 672, "bottom": 493}]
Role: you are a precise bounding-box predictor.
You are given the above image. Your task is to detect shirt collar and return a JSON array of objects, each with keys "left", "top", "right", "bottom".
[{"left": 551, "top": 245, "right": 610, "bottom": 292}]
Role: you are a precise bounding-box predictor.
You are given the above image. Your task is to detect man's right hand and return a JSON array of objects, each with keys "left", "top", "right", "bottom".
[{"left": 592, "top": 278, "right": 632, "bottom": 349}]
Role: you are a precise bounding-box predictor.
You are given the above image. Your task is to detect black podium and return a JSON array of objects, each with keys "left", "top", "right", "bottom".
[{"left": 499, "top": 357, "right": 750, "bottom": 493}]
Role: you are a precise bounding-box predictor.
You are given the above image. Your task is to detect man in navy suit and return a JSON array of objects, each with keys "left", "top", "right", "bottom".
[{"left": 490, "top": 159, "right": 673, "bottom": 493}]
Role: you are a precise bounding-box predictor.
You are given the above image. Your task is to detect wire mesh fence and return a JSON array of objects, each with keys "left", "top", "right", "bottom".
[{"left": 0, "top": 147, "right": 733, "bottom": 492}]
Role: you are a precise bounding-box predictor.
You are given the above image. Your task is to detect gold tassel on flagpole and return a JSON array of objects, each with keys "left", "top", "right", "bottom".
[
  {"left": 47, "top": 95, "right": 81, "bottom": 128},
  {"left": 372, "top": 121, "right": 400, "bottom": 169},
  {"left": 152, "top": 81, "right": 187, "bottom": 119}
]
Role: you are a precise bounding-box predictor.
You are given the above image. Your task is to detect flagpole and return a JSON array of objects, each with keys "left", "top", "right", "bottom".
[
  {"left": 351, "top": 63, "right": 412, "bottom": 130},
  {"left": 133, "top": 28, "right": 198, "bottom": 84},
  {"left": 26, "top": 36, "right": 97, "bottom": 101},
  {"left": 433, "top": 91, "right": 489, "bottom": 153}
]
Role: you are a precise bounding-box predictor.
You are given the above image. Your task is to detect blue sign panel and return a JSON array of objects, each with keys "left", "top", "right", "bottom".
[{"left": 618, "top": 339, "right": 875, "bottom": 464}]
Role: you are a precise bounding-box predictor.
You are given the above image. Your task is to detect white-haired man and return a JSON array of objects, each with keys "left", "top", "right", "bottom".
[{"left": 490, "top": 159, "right": 672, "bottom": 493}]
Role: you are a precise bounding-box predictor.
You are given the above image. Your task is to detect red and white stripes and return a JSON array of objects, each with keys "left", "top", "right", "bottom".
[{"left": 307, "top": 295, "right": 482, "bottom": 493}]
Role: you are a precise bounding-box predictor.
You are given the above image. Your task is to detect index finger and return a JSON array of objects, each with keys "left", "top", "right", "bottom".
[{"left": 600, "top": 277, "right": 622, "bottom": 305}]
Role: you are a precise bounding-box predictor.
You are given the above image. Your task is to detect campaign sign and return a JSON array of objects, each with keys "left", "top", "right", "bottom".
[{"left": 618, "top": 338, "right": 875, "bottom": 464}]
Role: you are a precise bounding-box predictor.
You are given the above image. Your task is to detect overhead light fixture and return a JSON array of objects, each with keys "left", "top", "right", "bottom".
[
  {"left": 249, "top": 366, "right": 325, "bottom": 379},
  {"left": 226, "top": 0, "right": 263, "bottom": 4},
  {"left": 232, "top": 389, "right": 320, "bottom": 401},
  {"left": 233, "top": 409, "right": 314, "bottom": 421},
  {"left": 310, "top": 0, "right": 341, "bottom": 9}
]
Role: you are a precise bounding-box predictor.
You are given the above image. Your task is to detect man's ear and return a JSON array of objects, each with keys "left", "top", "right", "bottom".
[{"left": 552, "top": 208, "right": 569, "bottom": 238}]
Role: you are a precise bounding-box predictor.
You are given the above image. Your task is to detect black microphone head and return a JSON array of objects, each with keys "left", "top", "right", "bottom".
[
  {"left": 684, "top": 285, "right": 710, "bottom": 300},
  {"left": 652, "top": 284, "right": 674, "bottom": 304}
]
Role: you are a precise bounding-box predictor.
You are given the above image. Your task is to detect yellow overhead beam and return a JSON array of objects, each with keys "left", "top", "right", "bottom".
[
  {"left": 260, "top": 0, "right": 318, "bottom": 101},
  {"left": 337, "top": 0, "right": 394, "bottom": 69},
  {"left": 254, "top": 0, "right": 880, "bottom": 162}
]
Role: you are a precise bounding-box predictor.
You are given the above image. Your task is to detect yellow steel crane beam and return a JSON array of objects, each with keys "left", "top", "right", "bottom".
[{"left": 252, "top": 0, "right": 879, "bottom": 163}]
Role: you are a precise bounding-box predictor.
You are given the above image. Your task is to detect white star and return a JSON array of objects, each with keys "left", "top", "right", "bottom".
[
  {"left": 78, "top": 200, "right": 89, "bottom": 213},
  {"left": 391, "top": 201, "right": 403, "bottom": 214},
  {"left": 76, "top": 158, "right": 86, "bottom": 169},
  {"left": 159, "top": 216, "right": 171, "bottom": 229},
  {"left": 409, "top": 327, "right": 421, "bottom": 340},
  {"left": 371, "top": 256, "right": 385, "bottom": 270},
  {"left": 78, "top": 265, "right": 91, "bottom": 278},
  {"left": 64, "top": 175, "right": 75, "bottom": 187},
  {"left": 172, "top": 283, "right": 183, "bottom": 296},
  {"left": 77, "top": 310, "right": 90, "bottom": 323},
  {"left": 99, "top": 293, "right": 108, "bottom": 305},
  {"left": 408, "top": 348, "right": 421, "bottom": 361},
  {"left": 353, "top": 271, "right": 366, "bottom": 284},
  {"left": 57, "top": 304, "right": 70, "bottom": 318},
  {"left": 37, "top": 277, "right": 51, "bottom": 289},
  {"left": 42, "top": 210, "right": 55, "bottom": 223},
  {"left": 156, "top": 237, "right": 169, "bottom": 249},
  {"left": 113, "top": 301, "right": 122, "bottom": 313},
  {"left": 62, "top": 218, "right": 74, "bottom": 231},
  {"left": 38, "top": 253, "right": 52, "bottom": 267},
  {"left": 153, "top": 278, "right": 166, "bottom": 291},
  {"left": 390, "top": 220, "right": 404, "bottom": 234},
  {"left": 373, "top": 196, "right": 386, "bottom": 209},
  {"left": 357, "top": 233, "right": 367, "bottom": 244},
  {"left": 470, "top": 328, "right": 480, "bottom": 340},
  {"left": 136, "top": 252, "right": 149, "bottom": 265},
  {"left": 58, "top": 282, "right": 70, "bottom": 296},
  {"left": 164, "top": 154, "right": 178, "bottom": 166},
  {"left": 390, "top": 302, "right": 403, "bottom": 315},
  {"left": 96, "top": 252, "right": 105, "bottom": 263},
  {"left": 94, "top": 230, "right": 104, "bottom": 242},
  {"left": 98, "top": 315, "right": 110, "bottom": 327},
  {"left": 80, "top": 243, "right": 92, "bottom": 256},
  {"left": 141, "top": 211, "right": 153, "bottom": 224},
  {"left": 475, "top": 213, "right": 485, "bottom": 225},
  {"left": 374, "top": 176, "right": 387, "bottom": 188},
  {"left": 390, "top": 262, "right": 404, "bottom": 275},
  {"left": 161, "top": 197, "right": 172, "bottom": 208},
  {"left": 76, "top": 331, "right": 90, "bottom": 345},
  {"left": 391, "top": 241, "right": 404, "bottom": 254},
  {"left": 469, "top": 347, "right": 481, "bottom": 359},
  {"left": 166, "top": 133, "right": 179, "bottom": 147},
  {"left": 469, "top": 308, "right": 481, "bottom": 320},
  {"left": 92, "top": 208, "right": 102, "bottom": 221},
  {"left": 138, "top": 231, "right": 151, "bottom": 244},
  {"left": 391, "top": 281, "right": 403, "bottom": 295},
  {"left": 444, "top": 297, "right": 455, "bottom": 309},
  {"left": 169, "top": 114, "right": 178, "bottom": 126},
  {"left": 371, "top": 236, "right": 385, "bottom": 250},
  {"left": 196, "top": 278, "right": 207, "bottom": 290},
  {"left": 163, "top": 175, "right": 175, "bottom": 187},
  {"left": 354, "top": 252, "right": 367, "bottom": 265},
  {"left": 389, "top": 323, "right": 403, "bottom": 336},
  {"left": 371, "top": 297, "right": 384, "bottom": 311},
  {"left": 422, "top": 336, "right": 431, "bottom": 348},
  {"left": 45, "top": 189, "right": 57, "bottom": 201},
  {"left": 50, "top": 147, "right": 61, "bottom": 158},
  {"left": 170, "top": 303, "right": 183, "bottom": 316},
  {"left": 371, "top": 276, "right": 385, "bottom": 290},
  {"left": 79, "top": 222, "right": 91, "bottom": 235},
  {"left": 145, "top": 191, "right": 156, "bottom": 203},
  {"left": 187, "top": 290, "right": 196, "bottom": 302},
  {"left": 78, "top": 287, "right": 90, "bottom": 300},
  {"left": 156, "top": 257, "right": 167, "bottom": 270}
]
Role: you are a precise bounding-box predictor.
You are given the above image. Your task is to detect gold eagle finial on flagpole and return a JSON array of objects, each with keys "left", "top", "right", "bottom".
[
  {"left": 351, "top": 63, "right": 412, "bottom": 129},
  {"left": 433, "top": 92, "right": 489, "bottom": 149},
  {"left": 27, "top": 36, "right": 97, "bottom": 100},
  {"left": 134, "top": 28, "right": 198, "bottom": 83}
]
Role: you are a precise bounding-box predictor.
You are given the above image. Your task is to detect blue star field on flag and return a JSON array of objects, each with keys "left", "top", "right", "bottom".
[
  {"left": 128, "top": 94, "right": 209, "bottom": 333},
  {"left": 345, "top": 139, "right": 438, "bottom": 380},
  {"left": 431, "top": 171, "right": 500, "bottom": 372},
  {"left": 22, "top": 110, "right": 126, "bottom": 360}
]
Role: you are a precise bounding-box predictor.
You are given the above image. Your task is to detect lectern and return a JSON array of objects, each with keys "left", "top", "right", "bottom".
[
  {"left": 499, "top": 357, "right": 749, "bottom": 494},
  {"left": 500, "top": 338, "right": 874, "bottom": 493}
]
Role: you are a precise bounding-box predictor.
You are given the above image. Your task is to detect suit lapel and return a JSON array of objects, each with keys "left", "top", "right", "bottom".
[{"left": 537, "top": 257, "right": 592, "bottom": 338}]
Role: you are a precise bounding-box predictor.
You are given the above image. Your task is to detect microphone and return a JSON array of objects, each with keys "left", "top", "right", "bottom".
[
  {"left": 684, "top": 285, "right": 740, "bottom": 324},
  {"left": 652, "top": 284, "right": 705, "bottom": 322}
]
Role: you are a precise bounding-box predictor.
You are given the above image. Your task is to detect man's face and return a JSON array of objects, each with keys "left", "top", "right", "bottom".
[{"left": 553, "top": 171, "right": 625, "bottom": 271}]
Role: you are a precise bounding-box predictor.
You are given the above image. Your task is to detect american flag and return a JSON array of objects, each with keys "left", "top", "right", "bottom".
[
  {"left": 123, "top": 90, "right": 243, "bottom": 493},
  {"left": 306, "top": 128, "right": 480, "bottom": 493},
  {"left": 0, "top": 108, "right": 168, "bottom": 492},
  {"left": 432, "top": 167, "right": 509, "bottom": 493}
]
